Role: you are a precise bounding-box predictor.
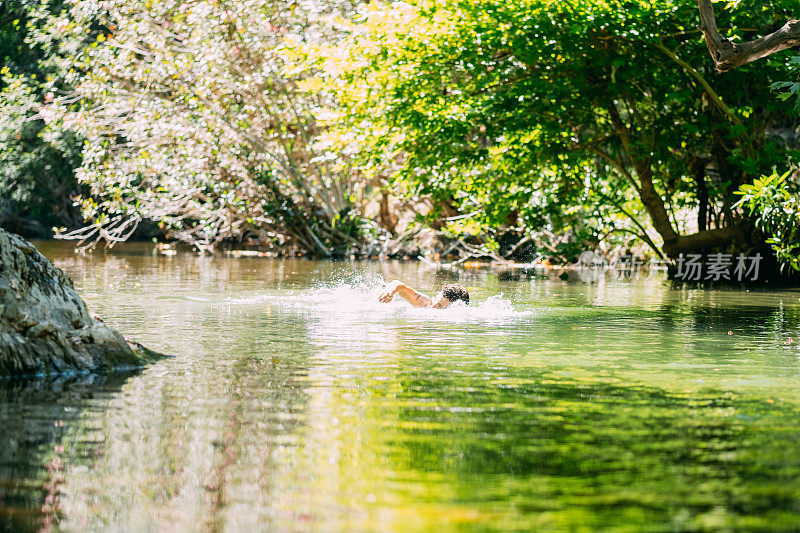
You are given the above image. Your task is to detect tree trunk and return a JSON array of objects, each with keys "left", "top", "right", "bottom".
[
  {"left": 690, "top": 157, "right": 709, "bottom": 232},
  {"left": 0, "top": 229, "right": 161, "bottom": 377},
  {"left": 378, "top": 190, "right": 398, "bottom": 234},
  {"left": 662, "top": 225, "right": 744, "bottom": 256},
  {"left": 635, "top": 162, "right": 679, "bottom": 245},
  {"left": 633, "top": 161, "right": 745, "bottom": 258}
]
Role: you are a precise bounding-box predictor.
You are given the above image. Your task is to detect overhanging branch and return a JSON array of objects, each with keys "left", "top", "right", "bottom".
[
  {"left": 698, "top": 0, "right": 800, "bottom": 72},
  {"left": 661, "top": 224, "right": 744, "bottom": 256}
]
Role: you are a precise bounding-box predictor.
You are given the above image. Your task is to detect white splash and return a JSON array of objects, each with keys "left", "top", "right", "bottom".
[
  {"left": 306, "top": 277, "right": 530, "bottom": 322},
  {"left": 226, "top": 276, "right": 534, "bottom": 323}
]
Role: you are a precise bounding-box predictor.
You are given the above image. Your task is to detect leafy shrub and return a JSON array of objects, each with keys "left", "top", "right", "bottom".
[{"left": 735, "top": 171, "right": 800, "bottom": 271}]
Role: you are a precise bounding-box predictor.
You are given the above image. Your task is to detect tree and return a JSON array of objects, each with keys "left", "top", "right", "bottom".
[
  {"left": 696, "top": 1, "right": 800, "bottom": 272},
  {"left": 0, "top": 0, "right": 83, "bottom": 236},
  {"left": 330, "top": 0, "right": 798, "bottom": 261},
  {"left": 47, "top": 0, "right": 378, "bottom": 255}
]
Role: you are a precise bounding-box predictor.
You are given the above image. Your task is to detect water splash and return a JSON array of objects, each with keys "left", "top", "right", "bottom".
[
  {"left": 224, "top": 277, "right": 590, "bottom": 325},
  {"left": 301, "top": 277, "right": 530, "bottom": 322}
]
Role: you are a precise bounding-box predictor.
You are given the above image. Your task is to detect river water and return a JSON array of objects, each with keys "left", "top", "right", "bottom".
[{"left": 2, "top": 242, "right": 800, "bottom": 531}]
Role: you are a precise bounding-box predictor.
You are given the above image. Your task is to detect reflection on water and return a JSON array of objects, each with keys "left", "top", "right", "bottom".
[
  {"left": 0, "top": 373, "right": 137, "bottom": 532},
  {"left": 2, "top": 242, "right": 800, "bottom": 531}
]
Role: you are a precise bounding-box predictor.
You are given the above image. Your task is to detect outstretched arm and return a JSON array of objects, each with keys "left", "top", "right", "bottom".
[{"left": 378, "top": 280, "right": 433, "bottom": 308}]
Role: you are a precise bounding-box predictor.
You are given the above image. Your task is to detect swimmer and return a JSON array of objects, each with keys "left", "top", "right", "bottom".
[{"left": 378, "top": 280, "right": 469, "bottom": 309}]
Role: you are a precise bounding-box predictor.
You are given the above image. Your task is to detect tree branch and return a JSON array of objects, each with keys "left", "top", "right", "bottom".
[
  {"left": 654, "top": 41, "right": 741, "bottom": 125},
  {"left": 661, "top": 224, "right": 744, "bottom": 256},
  {"left": 698, "top": 0, "right": 800, "bottom": 72}
]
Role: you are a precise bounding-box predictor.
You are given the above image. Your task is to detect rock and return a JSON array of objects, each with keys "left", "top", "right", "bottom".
[{"left": 0, "top": 228, "right": 161, "bottom": 377}]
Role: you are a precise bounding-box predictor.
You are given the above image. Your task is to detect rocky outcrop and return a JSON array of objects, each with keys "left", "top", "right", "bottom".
[{"left": 0, "top": 228, "right": 160, "bottom": 377}]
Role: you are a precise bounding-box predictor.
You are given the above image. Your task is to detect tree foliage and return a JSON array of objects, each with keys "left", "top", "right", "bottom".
[
  {"left": 736, "top": 170, "right": 800, "bottom": 271},
  {"left": 5, "top": 0, "right": 800, "bottom": 268},
  {"left": 694, "top": 0, "right": 800, "bottom": 273},
  {"left": 46, "top": 0, "right": 379, "bottom": 254},
  {"left": 326, "top": 0, "right": 798, "bottom": 260},
  {"left": 0, "top": 0, "right": 82, "bottom": 236}
]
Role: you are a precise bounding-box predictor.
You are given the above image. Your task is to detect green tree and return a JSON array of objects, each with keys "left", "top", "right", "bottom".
[
  {"left": 695, "top": 0, "right": 800, "bottom": 273},
  {"left": 0, "top": 0, "right": 82, "bottom": 236},
  {"left": 329, "top": 0, "right": 798, "bottom": 261}
]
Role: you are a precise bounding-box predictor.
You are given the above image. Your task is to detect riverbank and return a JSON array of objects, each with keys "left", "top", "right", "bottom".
[{"left": 29, "top": 238, "right": 800, "bottom": 287}]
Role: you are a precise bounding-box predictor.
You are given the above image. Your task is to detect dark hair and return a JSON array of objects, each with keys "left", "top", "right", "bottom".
[{"left": 441, "top": 284, "right": 469, "bottom": 305}]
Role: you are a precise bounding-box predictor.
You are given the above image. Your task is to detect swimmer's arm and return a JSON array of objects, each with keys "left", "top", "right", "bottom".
[{"left": 379, "top": 280, "right": 433, "bottom": 308}]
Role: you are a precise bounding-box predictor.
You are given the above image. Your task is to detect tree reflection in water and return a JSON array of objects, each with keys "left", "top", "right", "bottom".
[
  {"left": 3, "top": 243, "right": 800, "bottom": 531},
  {"left": 0, "top": 373, "right": 135, "bottom": 532}
]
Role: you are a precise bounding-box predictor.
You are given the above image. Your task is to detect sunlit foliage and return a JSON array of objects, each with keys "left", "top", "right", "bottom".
[
  {"left": 46, "top": 0, "right": 372, "bottom": 254},
  {"left": 0, "top": 0, "right": 83, "bottom": 235},
  {"left": 325, "top": 0, "right": 798, "bottom": 260},
  {"left": 736, "top": 170, "right": 800, "bottom": 271},
  {"left": 7, "top": 0, "right": 800, "bottom": 265}
]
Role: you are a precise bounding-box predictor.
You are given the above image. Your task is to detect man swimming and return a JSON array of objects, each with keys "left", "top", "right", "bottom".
[{"left": 378, "top": 280, "right": 470, "bottom": 309}]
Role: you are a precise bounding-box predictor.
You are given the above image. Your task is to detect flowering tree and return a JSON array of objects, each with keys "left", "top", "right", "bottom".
[{"left": 48, "top": 0, "right": 369, "bottom": 254}]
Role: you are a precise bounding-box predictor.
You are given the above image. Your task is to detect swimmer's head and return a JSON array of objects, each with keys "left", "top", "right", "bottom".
[{"left": 432, "top": 283, "right": 470, "bottom": 309}]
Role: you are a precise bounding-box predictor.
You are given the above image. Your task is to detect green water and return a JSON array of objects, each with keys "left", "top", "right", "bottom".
[{"left": 3, "top": 243, "right": 800, "bottom": 532}]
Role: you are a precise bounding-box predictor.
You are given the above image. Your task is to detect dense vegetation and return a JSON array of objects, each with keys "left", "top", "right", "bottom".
[
  {"left": 0, "top": 0, "right": 83, "bottom": 236},
  {"left": 323, "top": 0, "right": 799, "bottom": 262},
  {"left": 2, "top": 0, "right": 799, "bottom": 273}
]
